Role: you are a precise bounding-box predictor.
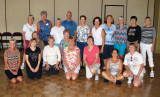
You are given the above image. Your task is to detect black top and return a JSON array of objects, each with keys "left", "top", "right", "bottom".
[
  {"left": 127, "top": 25, "right": 141, "bottom": 43},
  {"left": 25, "top": 47, "right": 41, "bottom": 68}
]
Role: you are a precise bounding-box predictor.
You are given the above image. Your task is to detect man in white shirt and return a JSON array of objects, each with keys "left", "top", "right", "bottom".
[{"left": 123, "top": 43, "right": 144, "bottom": 87}]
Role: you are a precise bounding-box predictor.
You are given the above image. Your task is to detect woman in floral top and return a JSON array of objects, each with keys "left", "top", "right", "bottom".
[
  {"left": 77, "top": 15, "right": 90, "bottom": 67},
  {"left": 63, "top": 36, "right": 81, "bottom": 80}
]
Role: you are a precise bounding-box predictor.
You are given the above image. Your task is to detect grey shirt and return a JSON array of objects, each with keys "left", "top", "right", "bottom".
[{"left": 141, "top": 27, "right": 156, "bottom": 44}]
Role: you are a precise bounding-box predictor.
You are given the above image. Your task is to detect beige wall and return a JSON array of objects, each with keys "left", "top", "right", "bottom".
[
  {"left": 0, "top": 0, "right": 6, "bottom": 33},
  {"left": 1, "top": 0, "right": 159, "bottom": 53}
]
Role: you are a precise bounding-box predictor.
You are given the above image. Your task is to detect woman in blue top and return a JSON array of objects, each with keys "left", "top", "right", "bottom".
[
  {"left": 101, "top": 15, "right": 116, "bottom": 69},
  {"left": 37, "top": 10, "right": 52, "bottom": 46}
]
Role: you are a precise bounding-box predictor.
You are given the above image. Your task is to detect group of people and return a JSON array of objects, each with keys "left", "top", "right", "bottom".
[{"left": 4, "top": 11, "right": 156, "bottom": 88}]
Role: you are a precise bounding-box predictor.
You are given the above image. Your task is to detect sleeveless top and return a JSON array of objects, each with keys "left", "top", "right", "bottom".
[
  {"left": 115, "top": 24, "right": 128, "bottom": 44},
  {"left": 39, "top": 19, "right": 51, "bottom": 41},
  {"left": 109, "top": 58, "right": 120, "bottom": 76},
  {"left": 92, "top": 26, "right": 103, "bottom": 46}
]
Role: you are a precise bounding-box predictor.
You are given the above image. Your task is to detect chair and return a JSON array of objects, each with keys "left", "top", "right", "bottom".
[
  {"left": 1, "top": 32, "right": 12, "bottom": 49},
  {"left": 12, "top": 32, "right": 23, "bottom": 50}
]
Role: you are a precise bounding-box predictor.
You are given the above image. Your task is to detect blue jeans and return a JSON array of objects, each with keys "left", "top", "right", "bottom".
[{"left": 77, "top": 42, "right": 88, "bottom": 62}]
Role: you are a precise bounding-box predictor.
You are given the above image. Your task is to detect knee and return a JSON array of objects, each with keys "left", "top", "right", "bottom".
[
  {"left": 66, "top": 76, "right": 71, "bottom": 80},
  {"left": 17, "top": 77, "right": 23, "bottom": 82},
  {"left": 91, "top": 69, "right": 96, "bottom": 74},
  {"left": 102, "top": 71, "right": 106, "bottom": 77},
  {"left": 123, "top": 72, "right": 127, "bottom": 77},
  {"left": 11, "top": 79, "right": 16, "bottom": 84},
  {"left": 133, "top": 79, "right": 141, "bottom": 87},
  {"left": 72, "top": 77, "right": 77, "bottom": 80}
]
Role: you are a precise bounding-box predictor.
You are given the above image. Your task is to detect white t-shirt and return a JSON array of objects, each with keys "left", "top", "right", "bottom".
[
  {"left": 43, "top": 45, "right": 61, "bottom": 65},
  {"left": 50, "top": 26, "right": 65, "bottom": 44},
  {"left": 22, "top": 23, "right": 37, "bottom": 40},
  {"left": 123, "top": 51, "right": 144, "bottom": 75}
]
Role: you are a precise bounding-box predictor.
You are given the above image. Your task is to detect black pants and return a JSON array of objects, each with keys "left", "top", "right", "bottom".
[
  {"left": 26, "top": 62, "right": 42, "bottom": 80},
  {"left": 45, "top": 65, "right": 59, "bottom": 75},
  {"left": 5, "top": 68, "right": 23, "bottom": 80}
]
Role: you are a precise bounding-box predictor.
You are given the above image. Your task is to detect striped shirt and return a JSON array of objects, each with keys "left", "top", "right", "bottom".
[
  {"left": 141, "top": 27, "right": 156, "bottom": 44},
  {"left": 4, "top": 49, "right": 20, "bottom": 70}
]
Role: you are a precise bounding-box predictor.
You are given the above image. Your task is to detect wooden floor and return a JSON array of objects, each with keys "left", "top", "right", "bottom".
[{"left": 0, "top": 50, "right": 160, "bottom": 97}]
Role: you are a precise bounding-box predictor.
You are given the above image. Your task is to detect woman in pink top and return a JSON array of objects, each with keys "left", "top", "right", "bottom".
[
  {"left": 63, "top": 36, "right": 81, "bottom": 80},
  {"left": 83, "top": 36, "right": 100, "bottom": 80}
]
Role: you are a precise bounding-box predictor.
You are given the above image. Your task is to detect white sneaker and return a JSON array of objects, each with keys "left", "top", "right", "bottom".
[
  {"left": 20, "top": 63, "right": 25, "bottom": 69},
  {"left": 127, "top": 77, "right": 133, "bottom": 84},
  {"left": 95, "top": 75, "right": 99, "bottom": 80},
  {"left": 98, "top": 69, "right": 101, "bottom": 74},
  {"left": 150, "top": 71, "right": 154, "bottom": 78}
]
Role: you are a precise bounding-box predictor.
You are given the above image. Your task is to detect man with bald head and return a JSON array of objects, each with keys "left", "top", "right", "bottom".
[{"left": 62, "top": 11, "right": 77, "bottom": 40}]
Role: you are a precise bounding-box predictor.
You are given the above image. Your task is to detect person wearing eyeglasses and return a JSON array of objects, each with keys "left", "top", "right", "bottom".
[{"left": 123, "top": 43, "right": 144, "bottom": 87}]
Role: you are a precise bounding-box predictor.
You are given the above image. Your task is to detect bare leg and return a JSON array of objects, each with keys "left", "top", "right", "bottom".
[{"left": 65, "top": 72, "right": 71, "bottom": 80}]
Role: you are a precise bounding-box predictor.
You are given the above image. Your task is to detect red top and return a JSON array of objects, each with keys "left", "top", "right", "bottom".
[{"left": 83, "top": 45, "right": 100, "bottom": 65}]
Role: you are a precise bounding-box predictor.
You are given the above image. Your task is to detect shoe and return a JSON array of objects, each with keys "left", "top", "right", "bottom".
[
  {"left": 95, "top": 75, "right": 99, "bottom": 80},
  {"left": 150, "top": 71, "right": 154, "bottom": 78},
  {"left": 98, "top": 69, "right": 101, "bottom": 74},
  {"left": 20, "top": 63, "right": 24, "bottom": 69},
  {"left": 42, "top": 61, "right": 45, "bottom": 67},
  {"left": 127, "top": 77, "right": 133, "bottom": 84}
]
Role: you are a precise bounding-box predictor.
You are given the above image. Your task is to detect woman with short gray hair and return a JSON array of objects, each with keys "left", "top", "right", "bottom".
[{"left": 37, "top": 10, "right": 52, "bottom": 46}]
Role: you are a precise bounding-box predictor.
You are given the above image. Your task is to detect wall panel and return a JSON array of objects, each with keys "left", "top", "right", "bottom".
[{"left": 0, "top": 0, "right": 6, "bottom": 33}]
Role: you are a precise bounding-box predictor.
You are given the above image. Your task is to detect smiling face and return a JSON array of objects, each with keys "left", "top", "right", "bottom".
[
  {"left": 145, "top": 18, "right": 151, "bottom": 26},
  {"left": 131, "top": 19, "right": 136, "bottom": 25},
  {"left": 112, "top": 50, "right": 118, "bottom": 58},
  {"left": 80, "top": 17, "right": 86, "bottom": 24},
  {"left": 129, "top": 45, "right": 136, "bottom": 53},
  {"left": 30, "top": 40, "right": 37, "bottom": 47},
  {"left": 64, "top": 32, "right": 70, "bottom": 39},
  {"left": 66, "top": 12, "right": 72, "bottom": 20},
  {"left": 56, "top": 20, "right": 61, "bottom": 27},
  {"left": 87, "top": 38, "right": 93, "bottom": 46},
  {"left": 28, "top": 16, "right": 34, "bottom": 24},
  {"left": 69, "top": 39, "right": 75, "bottom": 46},
  {"left": 9, "top": 41, "right": 16, "bottom": 49},
  {"left": 32, "top": 33, "right": 38, "bottom": 39},
  {"left": 118, "top": 18, "right": 124, "bottom": 25},
  {"left": 41, "top": 14, "right": 47, "bottom": 20},
  {"left": 94, "top": 19, "right": 100, "bottom": 27},
  {"left": 48, "top": 39, "right": 54, "bottom": 47},
  {"left": 107, "top": 16, "right": 112, "bottom": 24}
]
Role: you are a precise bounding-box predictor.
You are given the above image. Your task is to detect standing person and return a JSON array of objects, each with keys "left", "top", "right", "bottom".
[
  {"left": 140, "top": 17, "right": 156, "bottom": 78},
  {"left": 21, "top": 14, "right": 37, "bottom": 69},
  {"left": 90, "top": 17, "right": 105, "bottom": 73},
  {"left": 50, "top": 18, "right": 65, "bottom": 49},
  {"left": 102, "top": 49, "right": 124, "bottom": 85},
  {"left": 4, "top": 39, "right": 23, "bottom": 83},
  {"left": 32, "top": 31, "right": 45, "bottom": 55},
  {"left": 37, "top": 10, "right": 52, "bottom": 46},
  {"left": 83, "top": 36, "right": 100, "bottom": 80},
  {"left": 25, "top": 38, "right": 42, "bottom": 79},
  {"left": 101, "top": 15, "right": 116, "bottom": 69},
  {"left": 63, "top": 36, "right": 81, "bottom": 80},
  {"left": 127, "top": 16, "right": 141, "bottom": 52},
  {"left": 62, "top": 11, "right": 77, "bottom": 39},
  {"left": 60, "top": 29, "right": 70, "bottom": 68},
  {"left": 32, "top": 31, "right": 45, "bottom": 66},
  {"left": 43, "top": 37, "right": 61, "bottom": 75},
  {"left": 114, "top": 16, "right": 128, "bottom": 60},
  {"left": 77, "top": 15, "right": 90, "bottom": 67},
  {"left": 123, "top": 43, "right": 144, "bottom": 87}
]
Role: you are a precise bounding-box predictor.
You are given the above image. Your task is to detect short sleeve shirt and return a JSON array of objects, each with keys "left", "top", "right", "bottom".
[
  {"left": 4, "top": 49, "right": 20, "bottom": 70},
  {"left": 83, "top": 45, "right": 100, "bottom": 65},
  {"left": 60, "top": 39, "right": 69, "bottom": 53},
  {"left": 77, "top": 25, "right": 90, "bottom": 42},
  {"left": 23, "top": 23, "right": 37, "bottom": 40},
  {"left": 101, "top": 24, "right": 116, "bottom": 45},
  {"left": 123, "top": 51, "right": 143, "bottom": 74},
  {"left": 64, "top": 46, "right": 80, "bottom": 69}
]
